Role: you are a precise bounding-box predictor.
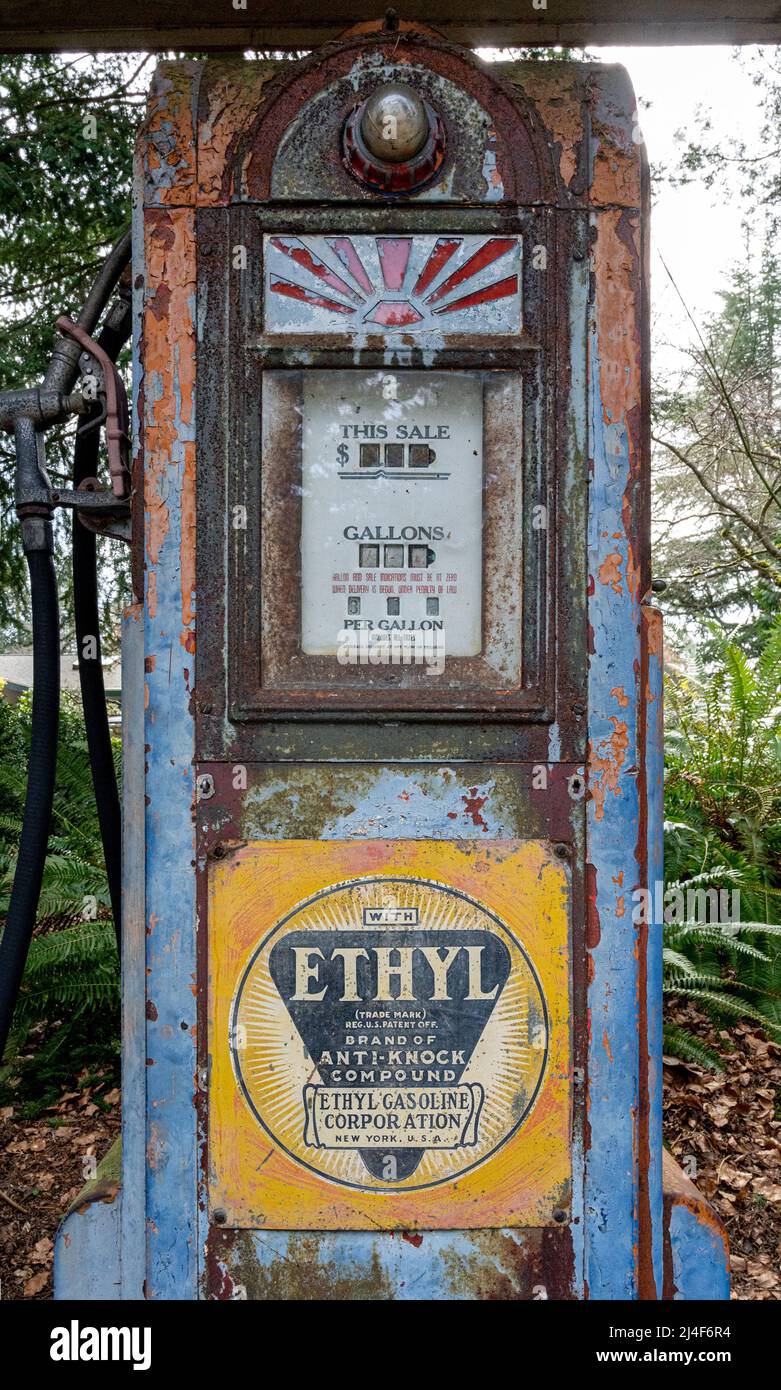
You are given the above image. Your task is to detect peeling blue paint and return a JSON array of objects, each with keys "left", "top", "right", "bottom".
[
  {"left": 668, "top": 1206, "right": 730, "bottom": 1301},
  {"left": 585, "top": 213, "right": 641, "bottom": 1299}
]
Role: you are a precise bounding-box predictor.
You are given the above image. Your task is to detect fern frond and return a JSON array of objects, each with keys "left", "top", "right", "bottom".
[
  {"left": 663, "top": 1022, "right": 723, "bottom": 1071},
  {"left": 12, "top": 920, "right": 119, "bottom": 1028},
  {"left": 670, "top": 986, "right": 781, "bottom": 1036}
]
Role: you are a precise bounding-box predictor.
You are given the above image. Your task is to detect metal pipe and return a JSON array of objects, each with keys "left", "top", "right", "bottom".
[{"left": 42, "top": 227, "right": 132, "bottom": 396}]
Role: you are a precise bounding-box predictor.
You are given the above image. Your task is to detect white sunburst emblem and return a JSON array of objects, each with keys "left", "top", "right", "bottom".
[{"left": 263, "top": 233, "right": 522, "bottom": 334}]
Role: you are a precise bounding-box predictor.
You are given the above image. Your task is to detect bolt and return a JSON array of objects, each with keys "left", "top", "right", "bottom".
[
  {"left": 571, "top": 701, "right": 585, "bottom": 718},
  {"left": 552, "top": 1209, "right": 568, "bottom": 1224},
  {"left": 554, "top": 843, "right": 570, "bottom": 859},
  {"left": 196, "top": 773, "right": 215, "bottom": 801},
  {"left": 212, "top": 843, "right": 226, "bottom": 860},
  {"left": 213, "top": 1208, "right": 228, "bottom": 1226}
]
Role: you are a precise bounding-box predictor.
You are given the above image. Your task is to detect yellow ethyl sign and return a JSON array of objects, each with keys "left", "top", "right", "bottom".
[{"left": 208, "top": 839, "right": 571, "bottom": 1229}]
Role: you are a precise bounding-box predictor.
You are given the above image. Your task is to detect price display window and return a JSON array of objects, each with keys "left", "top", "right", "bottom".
[
  {"left": 300, "top": 370, "right": 483, "bottom": 658},
  {"left": 254, "top": 368, "right": 526, "bottom": 703}
]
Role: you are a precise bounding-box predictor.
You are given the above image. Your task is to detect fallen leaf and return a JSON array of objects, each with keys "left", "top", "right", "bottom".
[{"left": 23, "top": 1270, "right": 48, "bottom": 1296}]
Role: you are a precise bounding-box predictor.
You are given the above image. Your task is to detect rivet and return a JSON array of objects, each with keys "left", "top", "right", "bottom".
[
  {"left": 553, "top": 1209, "right": 568, "bottom": 1224},
  {"left": 197, "top": 773, "right": 215, "bottom": 801},
  {"left": 213, "top": 1208, "right": 227, "bottom": 1225},
  {"left": 554, "top": 843, "right": 570, "bottom": 859}
]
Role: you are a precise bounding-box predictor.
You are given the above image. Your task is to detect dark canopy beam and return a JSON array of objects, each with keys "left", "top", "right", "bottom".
[{"left": 0, "top": 2, "right": 780, "bottom": 51}]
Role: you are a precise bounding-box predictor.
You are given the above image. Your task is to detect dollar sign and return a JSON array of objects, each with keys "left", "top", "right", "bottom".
[{"left": 336, "top": 443, "right": 349, "bottom": 466}]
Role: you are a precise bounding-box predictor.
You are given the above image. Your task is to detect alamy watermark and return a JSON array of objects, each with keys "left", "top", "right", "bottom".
[
  {"left": 633, "top": 882, "right": 741, "bottom": 927},
  {"left": 336, "top": 627, "right": 446, "bottom": 677}
]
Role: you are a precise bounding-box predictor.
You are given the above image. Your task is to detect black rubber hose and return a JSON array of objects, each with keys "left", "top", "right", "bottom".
[
  {"left": 0, "top": 237, "right": 132, "bottom": 1059},
  {"left": 0, "top": 546, "right": 60, "bottom": 1059},
  {"left": 72, "top": 305, "right": 131, "bottom": 952}
]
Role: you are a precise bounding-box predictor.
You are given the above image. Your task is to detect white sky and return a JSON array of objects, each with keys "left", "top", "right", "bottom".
[{"left": 591, "top": 45, "right": 767, "bottom": 374}]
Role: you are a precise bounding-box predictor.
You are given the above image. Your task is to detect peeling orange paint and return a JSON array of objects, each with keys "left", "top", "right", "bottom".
[
  {"left": 143, "top": 208, "right": 196, "bottom": 625},
  {"left": 589, "top": 67, "right": 643, "bottom": 208},
  {"left": 645, "top": 605, "right": 663, "bottom": 659},
  {"left": 514, "top": 67, "right": 583, "bottom": 191},
  {"left": 180, "top": 439, "right": 196, "bottom": 630},
  {"left": 197, "top": 62, "right": 277, "bottom": 204},
  {"left": 141, "top": 63, "right": 198, "bottom": 206},
  {"left": 598, "top": 552, "right": 623, "bottom": 595},
  {"left": 610, "top": 685, "right": 629, "bottom": 708},
  {"left": 592, "top": 212, "right": 641, "bottom": 427},
  {"left": 589, "top": 717, "right": 629, "bottom": 822}
]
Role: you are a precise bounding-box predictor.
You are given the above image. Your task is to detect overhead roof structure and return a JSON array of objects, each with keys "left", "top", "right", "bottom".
[{"left": 0, "top": 1, "right": 779, "bottom": 51}]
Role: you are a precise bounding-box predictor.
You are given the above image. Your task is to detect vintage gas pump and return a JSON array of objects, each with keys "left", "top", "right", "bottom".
[{"left": 50, "top": 20, "right": 730, "bottom": 1300}]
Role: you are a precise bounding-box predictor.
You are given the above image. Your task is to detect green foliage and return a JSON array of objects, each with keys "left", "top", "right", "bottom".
[
  {"left": 0, "top": 1010, "right": 120, "bottom": 1118},
  {"left": 11, "top": 920, "right": 119, "bottom": 1028},
  {"left": 662, "top": 1022, "right": 723, "bottom": 1071},
  {"left": 662, "top": 619, "right": 781, "bottom": 1064},
  {"left": 0, "top": 689, "right": 119, "bottom": 1087},
  {"left": 0, "top": 52, "right": 150, "bottom": 648},
  {"left": 665, "top": 618, "right": 781, "bottom": 878},
  {"left": 653, "top": 49, "right": 781, "bottom": 646},
  {"left": 0, "top": 687, "right": 119, "bottom": 919},
  {"left": 652, "top": 254, "right": 781, "bottom": 650}
]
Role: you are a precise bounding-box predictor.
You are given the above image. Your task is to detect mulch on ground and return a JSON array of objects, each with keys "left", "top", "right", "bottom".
[
  {"left": 0, "top": 1068, "right": 120, "bottom": 1301},
  {"left": 0, "top": 1002, "right": 778, "bottom": 1300},
  {"left": 663, "top": 999, "right": 781, "bottom": 1300}
]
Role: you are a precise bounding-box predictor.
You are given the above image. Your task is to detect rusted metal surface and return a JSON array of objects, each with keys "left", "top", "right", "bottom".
[
  {"left": 119, "top": 603, "right": 146, "bottom": 1300},
  {"left": 196, "top": 764, "right": 582, "bottom": 1297},
  {"left": 642, "top": 604, "right": 665, "bottom": 1297},
  {"left": 205, "top": 1225, "right": 577, "bottom": 1301},
  {"left": 140, "top": 191, "right": 199, "bottom": 1297},
  {"left": 208, "top": 839, "right": 571, "bottom": 1229},
  {"left": 117, "top": 25, "right": 729, "bottom": 1302},
  {"left": 662, "top": 1151, "right": 730, "bottom": 1301},
  {"left": 196, "top": 200, "right": 569, "bottom": 734},
  {"left": 256, "top": 39, "right": 552, "bottom": 207},
  {"left": 2, "top": 2, "right": 779, "bottom": 51}
]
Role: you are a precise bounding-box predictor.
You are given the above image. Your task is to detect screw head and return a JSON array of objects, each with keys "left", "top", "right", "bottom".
[
  {"left": 196, "top": 773, "right": 215, "bottom": 801},
  {"left": 360, "top": 83, "right": 430, "bottom": 163},
  {"left": 213, "top": 1208, "right": 228, "bottom": 1225}
]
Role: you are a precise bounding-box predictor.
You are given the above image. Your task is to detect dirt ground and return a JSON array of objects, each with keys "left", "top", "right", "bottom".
[
  {"left": 0, "top": 1002, "right": 778, "bottom": 1300},
  {"left": 663, "top": 1000, "right": 781, "bottom": 1300},
  {"left": 0, "top": 1065, "right": 120, "bottom": 1300}
]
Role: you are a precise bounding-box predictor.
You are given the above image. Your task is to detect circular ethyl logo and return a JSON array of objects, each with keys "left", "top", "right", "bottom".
[{"left": 230, "top": 875, "right": 548, "bottom": 1193}]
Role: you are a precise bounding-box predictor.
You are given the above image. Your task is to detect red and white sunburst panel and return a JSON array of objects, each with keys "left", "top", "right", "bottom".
[{"left": 263, "top": 234, "right": 522, "bottom": 336}]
